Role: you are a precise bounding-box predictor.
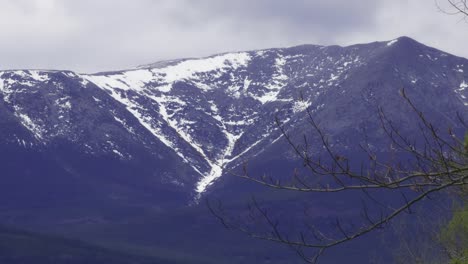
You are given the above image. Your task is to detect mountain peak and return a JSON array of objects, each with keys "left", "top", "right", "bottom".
[{"left": 384, "top": 36, "right": 424, "bottom": 48}]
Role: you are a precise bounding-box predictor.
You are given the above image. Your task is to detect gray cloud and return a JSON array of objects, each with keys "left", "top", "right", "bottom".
[
  {"left": 0, "top": 0, "right": 466, "bottom": 72},
  {"left": 181, "top": 0, "right": 379, "bottom": 30}
]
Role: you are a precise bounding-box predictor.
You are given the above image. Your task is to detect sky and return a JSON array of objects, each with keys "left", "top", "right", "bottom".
[{"left": 0, "top": 0, "right": 467, "bottom": 73}]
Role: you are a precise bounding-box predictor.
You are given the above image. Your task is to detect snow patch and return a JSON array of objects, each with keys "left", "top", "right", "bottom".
[
  {"left": 14, "top": 108, "right": 44, "bottom": 140},
  {"left": 243, "top": 78, "right": 252, "bottom": 90},
  {"left": 150, "top": 52, "right": 251, "bottom": 92},
  {"left": 113, "top": 115, "right": 136, "bottom": 135},
  {"left": 387, "top": 39, "right": 398, "bottom": 46},
  {"left": 55, "top": 96, "right": 72, "bottom": 111},
  {"left": 292, "top": 100, "right": 310, "bottom": 113},
  {"left": 194, "top": 128, "right": 243, "bottom": 195},
  {"left": 84, "top": 69, "right": 154, "bottom": 91},
  {"left": 251, "top": 55, "right": 289, "bottom": 104},
  {"left": 85, "top": 53, "right": 251, "bottom": 95},
  {"left": 112, "top": 149, "right": 125, "bottom": 158},
  {"left": 460, "top": 81, "right": 468, "bottom": 90},
  {"left": 28, "top": 71, "right": 50, "bottom": 82},
  {"left": 0, "top": 73, "right": 4, "bottom": 93}
]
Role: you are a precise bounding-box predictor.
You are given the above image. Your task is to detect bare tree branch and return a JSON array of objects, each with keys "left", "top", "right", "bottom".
[{"left": 209, "top": 88, "right": 468, "bottom": 263}]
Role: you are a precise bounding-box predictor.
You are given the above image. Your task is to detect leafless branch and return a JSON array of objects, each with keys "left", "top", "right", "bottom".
[{"left": 209, "top": 88, "right": 468, "bottom": 262}]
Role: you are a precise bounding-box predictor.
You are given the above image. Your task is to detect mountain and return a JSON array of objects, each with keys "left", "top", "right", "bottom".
[{"left": 0, "top": 36, "right": 466, "bottom": 263}]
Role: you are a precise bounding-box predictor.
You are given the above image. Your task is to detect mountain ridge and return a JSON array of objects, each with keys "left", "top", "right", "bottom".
[
  {"left": 0, "top": 36, "right": 466, "bottom": 199},
  {"left": 0, "top": 37, "right": 434, "bottom": 73}
]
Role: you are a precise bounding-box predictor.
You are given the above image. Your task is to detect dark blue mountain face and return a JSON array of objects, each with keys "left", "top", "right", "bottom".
[{"left": 0, "top": 36, "right": 466, "bottom": 263}]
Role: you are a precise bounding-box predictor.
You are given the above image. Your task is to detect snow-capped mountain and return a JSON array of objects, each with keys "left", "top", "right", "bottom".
[{"left": 0, "top": 36, "right": 466, "bottom": 204}]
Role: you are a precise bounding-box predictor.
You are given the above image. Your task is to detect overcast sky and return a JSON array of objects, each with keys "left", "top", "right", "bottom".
[{"left": 0, "top": 0, "right": 467, "bottom": 73}]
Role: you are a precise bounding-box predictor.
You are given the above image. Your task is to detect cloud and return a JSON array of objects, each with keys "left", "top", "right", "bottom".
[
  {"left": 181, "top": 0, "right": 379, "bottom": 33},
  {"left": 0, "top": 0, "right": 466, "bottom": 72}
]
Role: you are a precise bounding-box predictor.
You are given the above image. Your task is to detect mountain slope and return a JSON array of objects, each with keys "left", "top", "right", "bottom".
[{"left": 1, "top": 36, "right": 465, "bottom": 203}]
